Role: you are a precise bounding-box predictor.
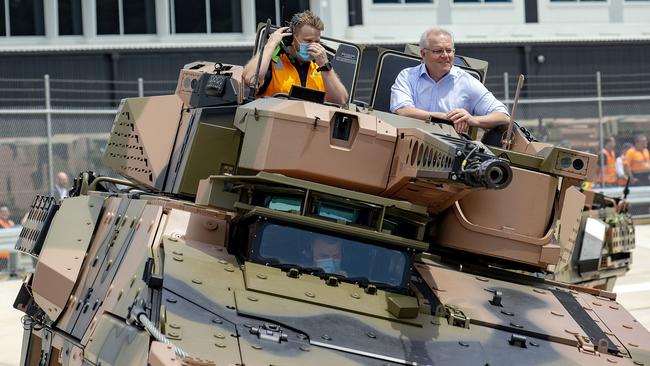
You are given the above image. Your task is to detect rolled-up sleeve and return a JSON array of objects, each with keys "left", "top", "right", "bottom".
[
  {"left": 390, "top": 69, "right": 415, "bottom": 113},
  {"left": 474, "top": 92, "right": 509, "bottom": 116},
  {"left": 468, "top": 78, "right": 509, "bottom": 116}
]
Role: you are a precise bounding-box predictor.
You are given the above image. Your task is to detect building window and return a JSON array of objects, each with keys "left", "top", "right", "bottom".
[
  {"left": 210, "top": 0, "right": 242, "bottom": 33},
  {"left": 124, "top": 0, "right": 156, "bottom": 34},
  {"left": 96, "top": 0, "right": 119, "bottom": 34},
  {"left": 173, "top": 0, "right": 206, "bottom": 33},
  {"left": 172, "top": 0, "right": 242, "bottom": 33},
  {"left": 1, "top": 0, "right": 45, "bottom": 36},
  {"left": 255, "top": 0, "right": 309, "bottom": 27},
  {"left": 0, "top": 0, "right": 5, "bottom": 36},
  {"left": 373, "top": 0, "right": 432, "bottom": 3},
  {"left": 96, "top": 0, "right": 156, "bottom": 35},
  {"left": 58, "top": 0, "right": 82, "bottom": 35},
  {"left": 349, "top": 0, "right": 363, "bottom": 26}
]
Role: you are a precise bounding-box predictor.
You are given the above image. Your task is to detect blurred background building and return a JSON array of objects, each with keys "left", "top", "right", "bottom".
[{"left": 0, "top": 0, "right": 650, "bottom": 221}]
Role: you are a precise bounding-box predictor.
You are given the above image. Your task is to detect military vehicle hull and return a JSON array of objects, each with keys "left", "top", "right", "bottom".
[{"left": 13, "top": 189, "right": 650, "bottom": 366}]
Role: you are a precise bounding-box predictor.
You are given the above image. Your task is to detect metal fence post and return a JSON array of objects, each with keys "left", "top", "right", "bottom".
[
  {"left": 138, "top": 77, "right": 144, "bottom": 97},
  {"left": 503, "top": 72, "right": 510, "bottom": 106},
  {"left": 45, "top": 74, "right": 54, "bottom": 197},
  {"left": 597, "top": 71, "right": 605, "bottom": 186}
]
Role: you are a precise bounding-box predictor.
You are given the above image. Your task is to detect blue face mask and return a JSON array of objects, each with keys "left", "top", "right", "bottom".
[
  {"left": 316, "top": 257, "right": 342, "bottom": 274},
  {"left": 297, "top": 42, "right": 313, "bottom": 61}
]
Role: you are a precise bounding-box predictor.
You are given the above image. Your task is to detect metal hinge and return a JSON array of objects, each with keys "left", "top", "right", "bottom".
[
  {"left": 435, "top": 304, "right": 470, "bottom": 329},
  {"left": 39, "top": 328, "right": 53, "bottom": 366},
  {"left": 249, "top": 323, "right": 289, "bottom": 343}
]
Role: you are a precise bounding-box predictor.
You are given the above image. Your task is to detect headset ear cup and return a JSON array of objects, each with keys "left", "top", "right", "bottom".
[
  {"left": 283, "top": 14, "right": 298, "bottom": 48},
  {"left": 282, "top": 31, "right": 294, "bottom": 48}
]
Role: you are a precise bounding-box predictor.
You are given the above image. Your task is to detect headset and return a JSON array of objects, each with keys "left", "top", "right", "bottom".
[{"left": 281, "top": 13, "right": 300, "bottom": 48}]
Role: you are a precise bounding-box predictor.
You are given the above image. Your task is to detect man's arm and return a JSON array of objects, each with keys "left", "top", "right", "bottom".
[
  {"left": 309, "top": 43, "right": 348, "bottom": 104},
  {"left": 242, "top": 27, "right": 291, "bottom": 88},
  {"left": 448, "top": 76, "right": 510, "bottom": 132},
  {"left": 394, "top": 107, "right": 448, "bottom": 121},
  {"left": 320, "top": 70, "right": 348, "bottom": 104},
  {"left": 623, "top": 151, "right": 638, "bottom": 183},
  {"left": 447, "top": 109, "right": 510, "bottom": 133}
]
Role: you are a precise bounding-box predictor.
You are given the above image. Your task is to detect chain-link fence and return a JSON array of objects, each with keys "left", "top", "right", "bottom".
[{"left": 0, "top": 75, "right": 178, "bottom": 225}]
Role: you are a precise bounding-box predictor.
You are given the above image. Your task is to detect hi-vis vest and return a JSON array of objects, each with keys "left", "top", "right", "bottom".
[
  {"left": 625, "top": 147, "right": 650, "bottom": 172},
  {"left": 598, "top": 148, "right": 617, "bottom": 184},
  {"left": 257, "top": 51, "right": 325, "bottom": 98}
]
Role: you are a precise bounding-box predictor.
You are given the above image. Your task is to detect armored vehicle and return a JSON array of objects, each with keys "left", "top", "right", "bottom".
[{"left": 12, "top": 29, "right": 649, "bottom": 366}]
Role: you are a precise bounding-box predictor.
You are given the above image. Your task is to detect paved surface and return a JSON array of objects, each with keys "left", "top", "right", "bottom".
[
  {"left": 0, "top": 226, "right": 648, "bottom": 365},
  {"left": 0, "top": 278, "right": 23, "bottom": 366}
]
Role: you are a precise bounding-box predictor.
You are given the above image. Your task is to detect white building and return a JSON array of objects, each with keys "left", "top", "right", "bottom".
[{"left": 1, "top": 0, "right": 649, "bottom": 52}]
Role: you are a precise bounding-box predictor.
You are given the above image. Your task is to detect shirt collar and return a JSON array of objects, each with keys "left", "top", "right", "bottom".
[{"left": 418, "top": 63, "right": 459, "bottom": 82}]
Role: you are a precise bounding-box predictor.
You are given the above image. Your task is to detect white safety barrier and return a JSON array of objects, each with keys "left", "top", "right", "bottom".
[
  {"left": 596, "top": 185, "right": 650, "bottom": 219},
  {"left": 0, "top": 227, "right": 35, "bottom": 277}
]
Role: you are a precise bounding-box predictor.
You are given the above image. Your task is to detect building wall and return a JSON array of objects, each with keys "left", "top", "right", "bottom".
[
  {"left": 451, "top": 2, "right": 525, "bottom": 25},
  {"left": 2, "top": 0, "right": 650, "bottom": 48},
  {"left": 623, "top": 2, "right": 650, "bottom": 23},
  {"left": 537, "top": 1, "right": 610, "bottom": 23}
]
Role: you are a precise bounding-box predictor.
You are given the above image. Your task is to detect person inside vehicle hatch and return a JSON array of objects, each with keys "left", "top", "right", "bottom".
[
  {"left": 390, "top": 27, "right": 509, "bottom": 134},
  {"left": 242, "top": 10, "right": 348, "bottom": 104}
]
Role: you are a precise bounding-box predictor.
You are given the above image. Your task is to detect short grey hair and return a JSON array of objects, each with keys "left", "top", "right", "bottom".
[{"left": 419, "top": 27, "right": 454, "bottom": 49}]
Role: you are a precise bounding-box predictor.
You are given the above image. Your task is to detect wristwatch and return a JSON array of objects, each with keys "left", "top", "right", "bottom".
[{"left": 317, "top": 62, "right": 333, "bottom": 72}]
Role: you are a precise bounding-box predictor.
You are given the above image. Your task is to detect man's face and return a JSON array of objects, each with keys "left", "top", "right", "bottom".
[
  {"left": 293, "top": 24, "right": 320, "bottom": 45},
  {"left": 313, "top": 238, "right": 342, "bottom": 273},
  {"left": 420, "top": 33, "right": 454, "bottom": 81},
  {"left": 313, "top": 239, "right": 342, "bottom": 262},
  {"left": 56, "top": 173, "right": 69, "bottom": 187},
  {"left": 0, "top": 207, "right": 9, "bottom": 219},
  {"left": 606, "top": 139, "right": 616, "bottom": 150},
  {"left": 636, "top": 137, "right": 648, "bottom": 150},
  {"left": 292, "top": 24, "right": 321, "bottom": 61}
]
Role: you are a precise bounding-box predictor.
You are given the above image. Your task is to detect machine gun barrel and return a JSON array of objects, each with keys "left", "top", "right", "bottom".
[{"left": 458, "top": 158, "right": 512, "bottom": 189}]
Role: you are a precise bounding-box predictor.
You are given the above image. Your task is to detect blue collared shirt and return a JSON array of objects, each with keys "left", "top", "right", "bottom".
[{"left": 390, "top": 64, "right": 509, "bottom": 117}]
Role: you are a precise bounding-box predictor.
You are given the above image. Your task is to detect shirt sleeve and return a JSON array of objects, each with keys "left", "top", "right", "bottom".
[
  {"left": 466, "top": 76, "right": 509, "bottom": 116},
  {"left": 615, "top": 157, "right": 625, "bottom": 176},
  {"left": 390, "top": 68, "right": 415, "bottom": 113},
  {"left": 624, "top": 149, "right": 633, "bottom": 166}
]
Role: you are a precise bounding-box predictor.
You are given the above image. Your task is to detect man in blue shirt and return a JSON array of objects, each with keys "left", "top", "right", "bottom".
[{"left": 390, "top": 27, "right": 509, "bottom": 134}]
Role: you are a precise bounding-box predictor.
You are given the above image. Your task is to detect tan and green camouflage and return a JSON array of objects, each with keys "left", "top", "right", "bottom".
[{"left": 11, "top": 31, "right": 648, "bottom": 366}]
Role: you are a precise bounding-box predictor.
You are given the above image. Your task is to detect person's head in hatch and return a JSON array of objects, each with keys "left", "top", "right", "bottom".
[{"left": 312, "top": 237, "right": 344, "bottom": 274}]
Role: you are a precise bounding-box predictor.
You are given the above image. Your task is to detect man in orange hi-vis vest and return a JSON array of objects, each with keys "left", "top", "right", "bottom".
[
  {"left": 624, "top": 134, "right": 650, "bottom": 185},
  {"left": 242, "top": 10, "right": 348, "bottom": 105},
  {"left": 597, "top": 136, "right": 618, "bottom": 187}
]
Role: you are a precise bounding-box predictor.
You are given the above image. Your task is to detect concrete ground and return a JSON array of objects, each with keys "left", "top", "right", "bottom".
[
  {"left": 0, "top": 278, "right": 23, "bottom": 366},
  {"left": 0, "top": 226, "right": 648, "bottom": 365}
]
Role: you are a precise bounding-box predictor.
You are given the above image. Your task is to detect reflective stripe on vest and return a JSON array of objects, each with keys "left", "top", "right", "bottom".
[
  {"left": 598, "top": 148, "right": 617, "bottom": 184},
  {"left": 258, "top": 53, "right": 325, "bottom": 98},
  {"left": 625, "top": 148, "right": 650, "bottom": 172}
]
